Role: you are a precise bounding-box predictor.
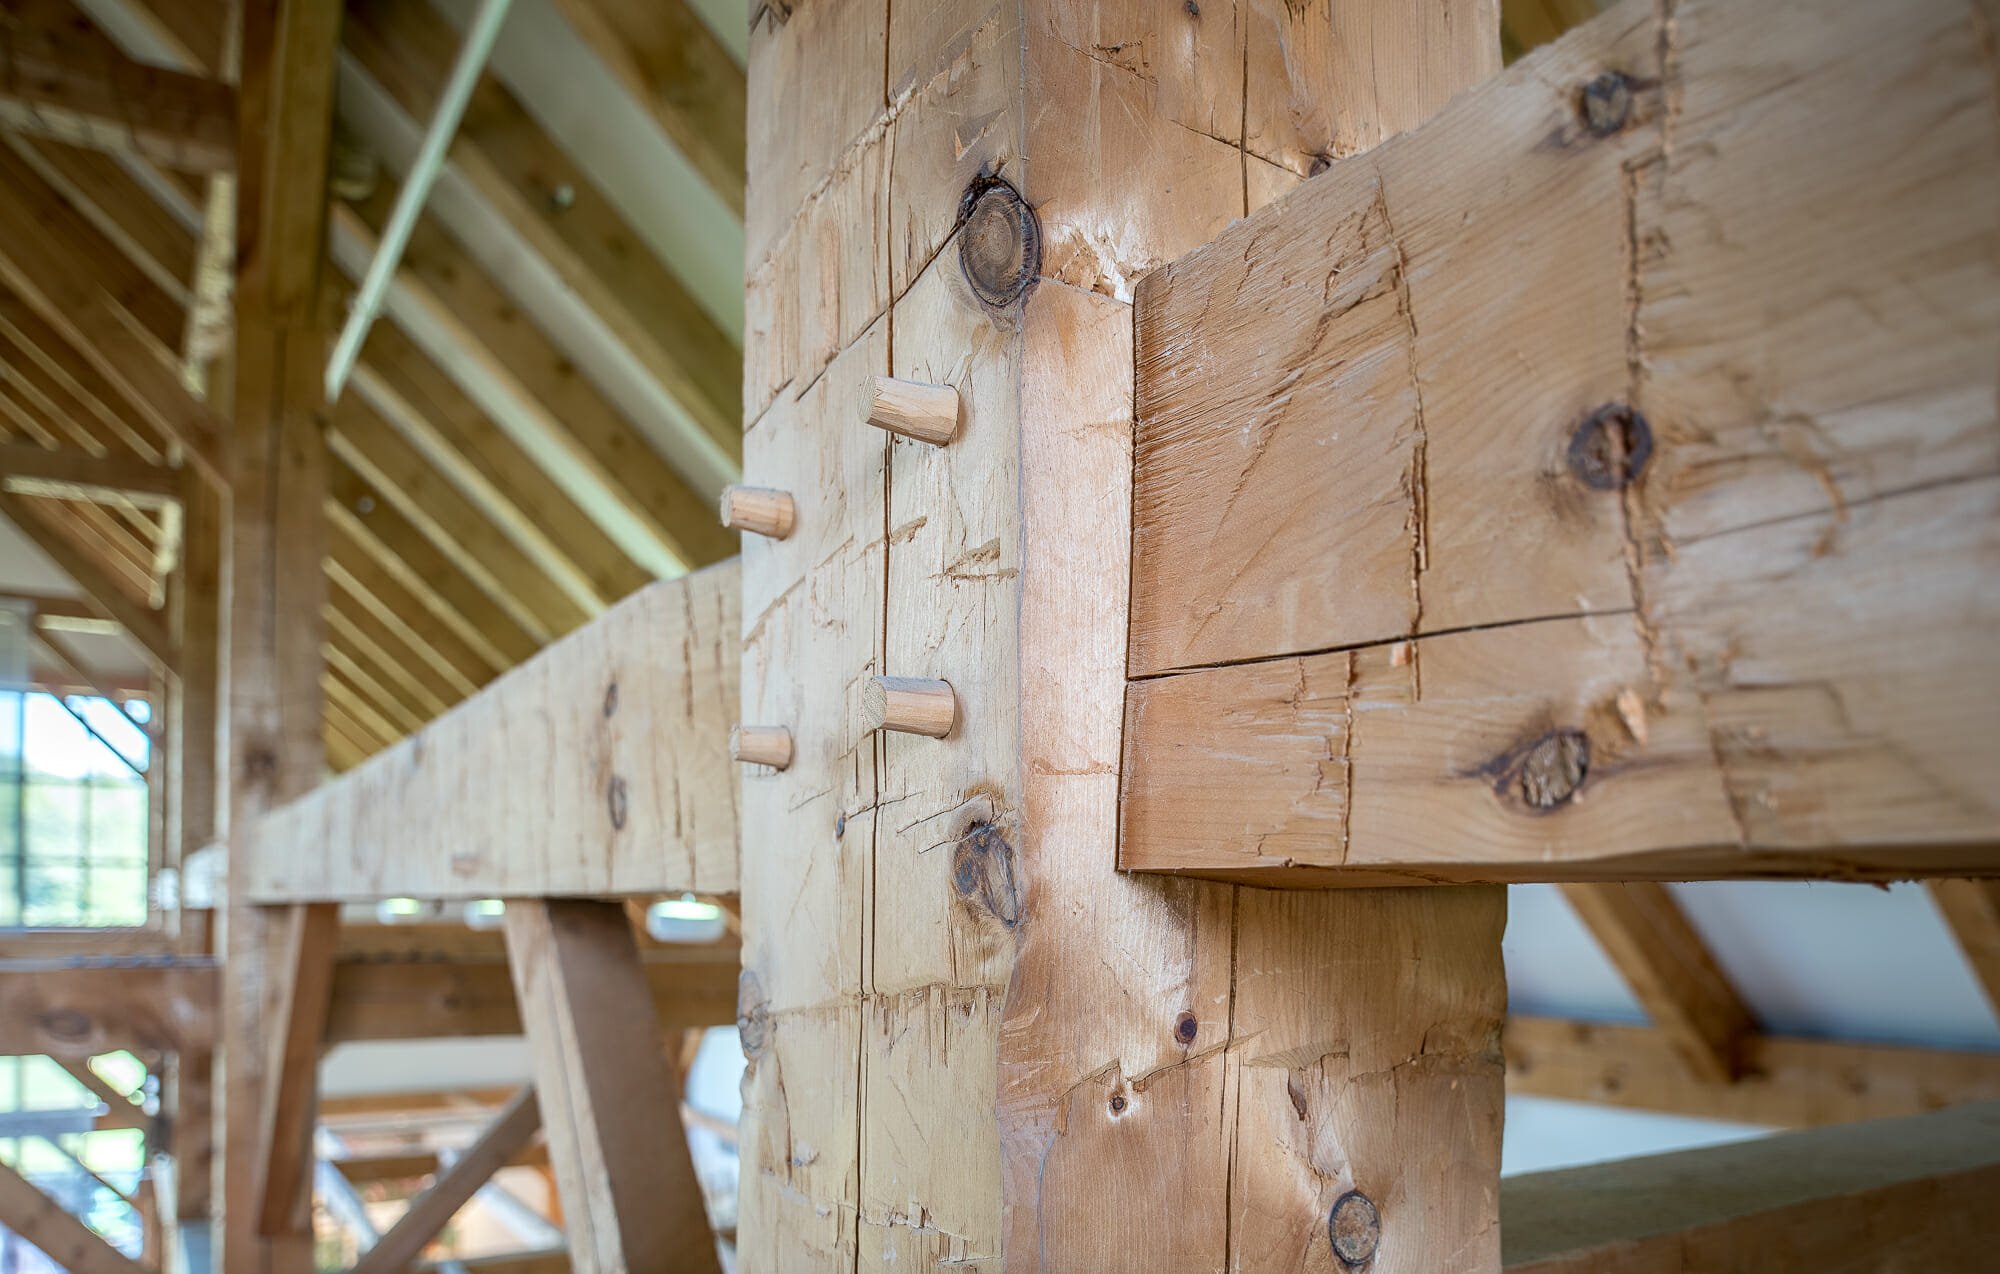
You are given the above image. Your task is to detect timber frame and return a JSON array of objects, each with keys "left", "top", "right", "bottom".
[{"left": 0, "top": 0, "right": 1996, "bottom": 1271}]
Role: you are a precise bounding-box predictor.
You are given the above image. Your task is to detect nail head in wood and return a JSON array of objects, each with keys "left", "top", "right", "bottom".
[
  {"left": 1329, "top": 1191, "right": 1380, "bottom": 1266},
  {"left": 731, "top": 725, "right": 794, "bottom": 771},
  {"left": 719, "top": 485, "right": 796, "bottom": 539},
  {"left": 864, "top": 676, "right": 956, "bottom": 738},
  {"left": 868, "top": 376, "right": 961, "bottom": 445}
]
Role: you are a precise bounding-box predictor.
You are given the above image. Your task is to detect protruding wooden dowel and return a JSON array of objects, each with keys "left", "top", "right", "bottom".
[
  {"left": 867, "top": 376, "right": 960, "bottom": 446},
  {"left": 864, "top": 676, "right": 956, "bottom": 738},
  {"left": 719, "top": 486, "right": 795, "bottom": 539},
  {"left": 731, "top": 725, "right": 794, "bottom": 770}
]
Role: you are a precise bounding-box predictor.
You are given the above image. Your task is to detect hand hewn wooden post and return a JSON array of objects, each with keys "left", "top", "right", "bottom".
[
  {"left": 219, "top": 3, "right": 342, "bottom": 1271},
  {"left": 736, "top": 0, "right": 1509, "bottom": 1268}
]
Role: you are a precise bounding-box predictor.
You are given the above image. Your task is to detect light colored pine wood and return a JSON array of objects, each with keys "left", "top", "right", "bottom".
[
  {"left": 331, "top": 188, "right": 733, "bottom": 573},
  {"left": 1929, "top": 880, "right": 2000, "bottom": 1023},
  {"left": 328, "top": 395, "right": 591, "bottom": 645},
  {"left": 1502, "top": 1102, "right": 2000, "bottom": 1272},
  {"left": 222, "top": 3, "right": 342, "bottom": 1270},
  {"left": 0, "top": 440, "right": 176, "bottom": 498},
  {"left": 738, "top": 0, "right": 1507, "bottom": 1269},
  {"left": 866, "top": 376, "right": 959, "bottom": 445},
  {"left": 340, "top": 0, "right": 742, "bottom": 466},
  {"left": 1561, "top": 884, "right": 1754, "bottom": 1082},
  {"left": 7, "top": 134, "right": 199, "bottom": 307},
  {"left": 0, "top": 143, "right": 227, "bottom": 483},
  {"left": 324, "top": 945, "right": 741, "bottom": 1043},
  {"left": 0, "top": 957, "right": 216, "bottom": 1056},
  {"left": 253, "top": 902, "right": 340, "bottom": 1235},
  {"left": 349, "top": 1087, "right": 542, "bottom": 1274},
  {"left": 0, "top": 1158, "right": 148, "bottom": 1274},
  {"left": 862, "top": 675, "right": 955, "bottom": 738},
  {"left": 0, "top": 490, "right": 174, "bottom": 667},
  {"left": 718, "top": 485, "right": 795, "bottom": 540},
  {"left": 504, "top": 900, "right": 720, "bottom": 1274},
  {"left": 1123, "top": 0, "right": 2000, "bottom": 886},
  {"left": 1505, "top": 1015, "right": 2000, "bottom": 1130},
  {"left": 544, "top": 0, "right": 746, "bottom": 217},
  {"left": 730, "top": 724, "right": 794, "bottom": 770},
  {"left": 345, "top": 318, "right": 637, "bottom": 627},
  {"left": 245, "top": 561, "right": 740, "bottom": 902},
  {"left": 326, "top": 472, "right": 540, "bottom": 674},
  {"left": 0, "top": 0, "right": 236, "bottom": 172}
]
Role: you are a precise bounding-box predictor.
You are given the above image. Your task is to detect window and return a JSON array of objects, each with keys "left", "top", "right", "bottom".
[{"left": 0, "top": 690, "right": 151, "bottom": 929}]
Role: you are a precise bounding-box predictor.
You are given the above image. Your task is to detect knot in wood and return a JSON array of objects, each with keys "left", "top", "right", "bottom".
[
  {"left": 1329, "top": 1191, "right": 1380, "bottom": 1266},
  {"left": 1580, "top": 71, "right": 1634, "bottom": 136},
  {"left": 1567, "top": 403, "right": 1652, "bottom": 490},
  {"left": 37, "top": 1009, "right": 91, "bottom": 1042},
  {"left": 602, "top": 680, "right": 619, "bottom": 718},
  {"left": 605, "top": 775, "right": 629, "bottom": 831},
  {"left": 1174, "top": 1011, "right": 1199, "bottom": 1044},
  {"left": 1108, "top": 1091, "right": 1128, "bottom": 1115},
  {"left": 958, "top": 177, "right": 1040, "bottom": 310},
  {"left": 1517, "top": 729, "right": 1590, "bottom": 810},
  {"left": 737, "top": 971, "right": 772, "bottom": 1058},
  {"left": 952, "top": 820, "right": 1023, "bottom": 928}
]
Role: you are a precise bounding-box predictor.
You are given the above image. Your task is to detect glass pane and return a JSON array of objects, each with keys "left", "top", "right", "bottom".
[
  {"left": 85, "top": 867, "right": 146, "bottom": 927},
  {"left": 85, "top": 785, "right": 148, "bottom": 865}
]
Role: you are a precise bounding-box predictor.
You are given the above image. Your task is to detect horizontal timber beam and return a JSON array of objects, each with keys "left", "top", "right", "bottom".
[
  {"left": 0, "top": 0, "right": 236, "bottom": 172},
  {"left": 324, "top": 943, "right": 741, "bottom": 1042},
  {"left": 1501, "top": 1102, "right": 2000, "bottom": 1271},
  {"left": 0, "top": 441, "right": 177, "bottom": 495},
  {"left": 1120, "top": 0, "right": 2000, "bottom": 886},
  {"left": 0, "top": 940, "right": 736, "bottom": 1053},
  {"left": 245, "top": 559, "right": 740, "bottom": 901},
  {"left": 1504, "top": 1015, "right": 2000, "bottom": 1129},
  {"left": 0, "top": 956, "right": 216, "bottom": 1056}
]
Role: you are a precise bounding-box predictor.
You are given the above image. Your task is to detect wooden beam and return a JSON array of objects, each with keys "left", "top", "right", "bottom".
[
  {"left": 0, "top": 148, "right": 225, "bottom": 483},
  {"left": 0, "top": 1158, "right": 148, "bottom": 1274},
  {"left": 324, "top": 526, "right": 500, "bottom": 707},
  {"left": 1120, "top": 0, "right": 2000, "bottom": 886},
  {"left": 1560, "top": 883, "right": 1755, "bottom": 1083},
  {"left": 328, "top": 395, "right": 590, "bottom": 647},
  {"left": 244, "top": 559, "right": 739, "bottom": 902},
  {"left": 0, "top": 439, "right": 178, "bottom": 498},
  {"left": 335, "top": 1140, "right": 550, "bottom": 1185},
  {"left": 333, "top": 187, "right": 732, "bottom": 576},
  {"left": 54, "top": 1059, "right": 148, "bottom": 1132},
  {"left": 0, "top": 956, "right": 215, "bottom": 1056},
  {"left": 1502, "top": 1102, "right": 2000, "bottom": 1271},
  {"left": 737, "top": 0, "right": 1505, "bottom": 1268},
  {"left": 1929, "top": 880, "right": 2000, "bottom": 1023},
  {"left": 6, "top": 135, "right": 198, "bottom": 305},
  {"left": 325, "top": 464, "right": 539, "bottom": 674},
  {"left": 223, "top": 0, "right": 341, "bottom": 1267},
  {"left": 348, "top": 1087, "right": 541, "bottom": 1274},
  {"left": 0, "top": 489, "right": 174, "bottom": 666},
  {"left": 0, "top": 292, "right": 170, "bottom": 464},
  {"left": 0, "top": 0, "right": 236, "bottom": 172},
  {"left": 254, "top": 903, "right": 340, "bottom": 1235},
  {"left": 1505, "top": 1015, "right": 2000, "bottom": 1129},
  {"left": 505, "top": 901, "right": 719, "bottom": 1273},
  {"left": 544, "top": 0, "right": 744, "bottom": 217},
  {"left": 324, "top": 945, "right": 742, "bottom": 1043},
  {"left": 340, "top": 0, "right": 743, "bottom": 464}
]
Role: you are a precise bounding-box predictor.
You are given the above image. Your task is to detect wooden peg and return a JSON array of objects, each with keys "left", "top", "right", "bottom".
[
  {"left": 867, "top": 376, "right": 960, "bottom": 446},
  {"left": 731, "top": 725, "right": 794, "bottom": 770},
  {"left": 720, "top": 486, "right": 795, "bottom": 539},
  {"left": 864, "top": 676, "right": 956, "bottom": 738}
]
